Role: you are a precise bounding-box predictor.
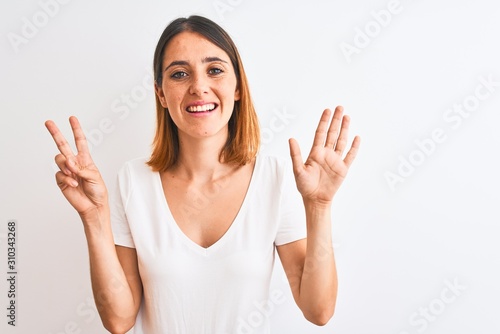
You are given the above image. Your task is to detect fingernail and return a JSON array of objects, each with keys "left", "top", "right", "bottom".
[{"left": 70, "top": 179, "right": 78, "bottom": 187}]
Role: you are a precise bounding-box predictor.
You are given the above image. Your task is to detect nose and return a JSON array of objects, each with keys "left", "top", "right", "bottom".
[{"left": 189, "top": 72, "right": 209, "bottom": 96}]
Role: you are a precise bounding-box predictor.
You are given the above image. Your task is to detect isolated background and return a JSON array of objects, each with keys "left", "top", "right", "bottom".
[{"left": 1, "top": 0, "right": 499, "bottom": 333}]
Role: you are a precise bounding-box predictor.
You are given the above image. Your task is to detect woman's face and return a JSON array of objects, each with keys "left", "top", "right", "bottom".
[{"left": 155, "top": 31, "right": 240, "bottom": 141}]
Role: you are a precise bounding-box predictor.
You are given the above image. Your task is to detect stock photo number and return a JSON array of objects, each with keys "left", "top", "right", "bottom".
[{"left": 6, "top": 220, "right": 17, "bottom": 326}]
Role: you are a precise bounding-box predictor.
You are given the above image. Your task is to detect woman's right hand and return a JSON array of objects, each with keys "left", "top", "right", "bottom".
[{"left": 45, "top": 116, "right": 108, "bottom": 219}]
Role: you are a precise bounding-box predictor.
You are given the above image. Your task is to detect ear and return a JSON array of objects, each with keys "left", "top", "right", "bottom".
[
  {"left": 155, "top": 81, "right": 168, "bottom": 108},
  {"left": 234, "top": 86, "right": 241, "bottom": 102}
]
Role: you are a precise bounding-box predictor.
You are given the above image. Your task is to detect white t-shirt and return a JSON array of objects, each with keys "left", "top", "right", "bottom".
[{"left": 110, "top": 155, "right": 307, "bottom": 334}]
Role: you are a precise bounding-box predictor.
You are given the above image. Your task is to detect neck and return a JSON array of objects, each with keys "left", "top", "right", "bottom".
[{"left": 174, "top": 130, "right": 233, "bottom": 182}]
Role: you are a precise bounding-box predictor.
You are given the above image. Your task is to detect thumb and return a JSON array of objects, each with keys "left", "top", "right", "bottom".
[{"left": 288, "top": 138, "right": 304, "bottom": 175}]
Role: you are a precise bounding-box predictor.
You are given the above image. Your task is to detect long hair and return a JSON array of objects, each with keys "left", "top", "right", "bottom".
[{"left": 147, "top": 15, "right": 260, "bottom": 172}]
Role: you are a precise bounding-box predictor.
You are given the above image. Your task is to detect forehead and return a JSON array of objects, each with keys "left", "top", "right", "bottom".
[{"left": 163, "top": 31, "right": 230, "bottom": 62}]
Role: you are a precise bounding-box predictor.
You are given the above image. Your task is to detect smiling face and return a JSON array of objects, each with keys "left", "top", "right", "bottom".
[{"left": 155, "top": 31, "right": 241, "bottom": 141}]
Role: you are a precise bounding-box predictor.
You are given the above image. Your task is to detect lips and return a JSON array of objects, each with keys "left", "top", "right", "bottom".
[{"left": 186, "top": 103, "right": 217, "bottom": 113}]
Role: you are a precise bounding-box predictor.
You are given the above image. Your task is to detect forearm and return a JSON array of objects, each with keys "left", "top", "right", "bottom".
[
  {"left": 81, "top": 207, "right": 138, "bottom": 332},
  {"left": 298, "top": 201, "right": 338, "bottom": 324}
]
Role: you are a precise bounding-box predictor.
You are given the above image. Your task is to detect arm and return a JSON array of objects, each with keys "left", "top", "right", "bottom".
[
  {"left": 279, "top": 106, "right": 360, "bottom": 326},
  {"left": 84, "top": 212, "right": 143, "bottom": 333},
  {"left": 277, "top": 203, "right": 336, "bottom": 326},
  {"left": 45, "top": 117, "right": 142, "bottom": 333}
]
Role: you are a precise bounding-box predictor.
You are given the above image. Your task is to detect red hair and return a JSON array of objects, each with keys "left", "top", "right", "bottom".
[{"left": 147, "top": 16, "right": 260, "bottom": 172}]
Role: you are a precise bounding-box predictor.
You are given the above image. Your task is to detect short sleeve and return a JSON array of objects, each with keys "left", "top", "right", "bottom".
[
  {"left": 274, "top": 160, "right": 307, "bottom": 246},
  {"left": 110, "top": 163, "right": 136, "bottom": 248}
]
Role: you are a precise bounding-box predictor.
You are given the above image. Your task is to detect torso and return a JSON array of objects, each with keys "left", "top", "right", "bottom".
[
  {"left": 159, "top": 160, "right": 255, "bottom": 248},
  {"left": 111, "top": 155, "right": 307, "bottom": 332}
]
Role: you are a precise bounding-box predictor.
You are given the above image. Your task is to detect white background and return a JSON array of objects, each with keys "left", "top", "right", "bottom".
[{"left": 1, "top": 0, "right": 499, "bottom": 333}]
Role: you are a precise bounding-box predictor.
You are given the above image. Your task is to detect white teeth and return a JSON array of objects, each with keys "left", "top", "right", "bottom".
[{"left": 187, "top": 104, "right": 216, "bottom": 112}]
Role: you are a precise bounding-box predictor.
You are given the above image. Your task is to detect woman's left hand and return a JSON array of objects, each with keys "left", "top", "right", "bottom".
[{"left": 289, "top": 106, "right": 361, "bottom": 206}]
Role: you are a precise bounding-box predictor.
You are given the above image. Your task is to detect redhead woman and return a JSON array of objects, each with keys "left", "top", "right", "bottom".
[{"left": 45, "top": 15, "right": 360, "bottom": 334}]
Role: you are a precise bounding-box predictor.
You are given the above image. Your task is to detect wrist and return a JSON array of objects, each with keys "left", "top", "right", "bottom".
[
  {"left": 80, "top": 206, "right": 111, "bottom": 234},
  {"left": 303, "top": 198, "right": 332, "bottom": 212},
  {"left": 302, "top": 197, "right": 333, "bottom": 237}
]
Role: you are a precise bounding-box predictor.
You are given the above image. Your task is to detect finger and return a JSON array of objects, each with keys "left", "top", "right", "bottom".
[
  {"left": 311, "top": 109, "right": 332, "bottom": 149},
  {"left": 288, "top": 138, "right": 304, "bottom": 175},
  {"left": 55, "top": 154, "right": 72, "bottom": 176},
  {"left": 334, "top": 115, "right": 351, "bottom": 155},
  {"left": 343, "top": 136, "right": 361, "bottom": 168},
  {"left": 69, "top": 116, "right": 91, "bottom": 156},
  {"left": 325, "top": 106, "right": 344, "bottom": 149},
  {"left": 45, "top": 120, "right": 75, "bottom": 158},
  {"left": 64, "top": 158, "right": 102, "bottom": 186},
  {"left": 55, "top": 170, "right": 79, "bottom": 188}
]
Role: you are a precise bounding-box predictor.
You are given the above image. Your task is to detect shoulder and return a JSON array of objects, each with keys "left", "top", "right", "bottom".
[
  {"left": 254, "top": 154, "right": 293, "bottom": 187},
  {"left": 115, "top": 157, "right": 156, "bottom": 191},
  {"left": 118, "top": 157, "right": 153, "bottom": 176},
  {"left": 256, "top": 154, "right": 289, "bottom": 172}
]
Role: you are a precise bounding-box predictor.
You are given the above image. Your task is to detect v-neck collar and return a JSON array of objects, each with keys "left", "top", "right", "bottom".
[{"left": 156, "top": 155, "right": 261, "bottom": 256}]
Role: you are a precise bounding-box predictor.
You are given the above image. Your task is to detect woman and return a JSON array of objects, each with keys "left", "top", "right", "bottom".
[{"left": 45, "top": 15, "right": 360, "bottom": 334}]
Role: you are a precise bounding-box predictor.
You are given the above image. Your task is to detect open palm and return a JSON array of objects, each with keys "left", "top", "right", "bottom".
[{"left": 289, "top": 106, "right": 360, "bottom": 205}]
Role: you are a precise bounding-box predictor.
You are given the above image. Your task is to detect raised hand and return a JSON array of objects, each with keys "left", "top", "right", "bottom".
[
  {"left": 289, "top": 106, "right": 360, "bottom": 206},
  {"left": 45, "top": 116, "right": 108, "bottom": 218}
]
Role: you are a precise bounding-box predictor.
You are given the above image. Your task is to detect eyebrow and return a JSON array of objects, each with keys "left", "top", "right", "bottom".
[
  {"left": 202, "top": 56, "right": 227, "bottom": 64},
  {"left": 164, "top": 57, "right": 228, "bottom": 72}
]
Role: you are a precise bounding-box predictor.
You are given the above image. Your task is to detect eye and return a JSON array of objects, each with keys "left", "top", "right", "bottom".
[
  {"left": 171, "top": 71, "right": 188, "bottom": 79},
  {"left": 208, "top": 67, "right": 223, "bottom": 75}
]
